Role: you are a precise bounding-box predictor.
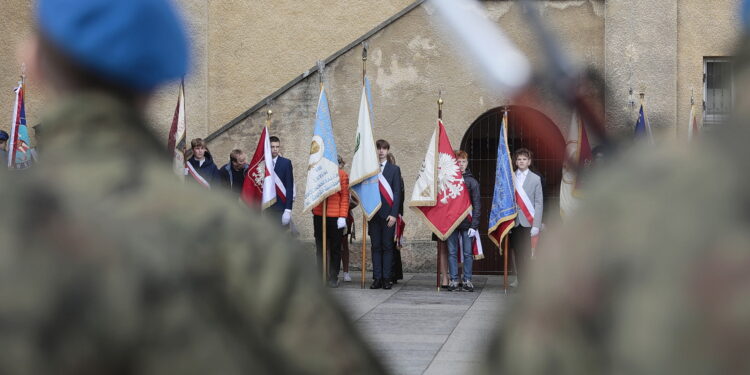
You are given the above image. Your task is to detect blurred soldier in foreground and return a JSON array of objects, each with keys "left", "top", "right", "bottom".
[
  {"left": 478, "top": 38, "right": 750, "bottom": 375},
  {"left": 0, "top": 0, "right": 386, "bottom": 374}
]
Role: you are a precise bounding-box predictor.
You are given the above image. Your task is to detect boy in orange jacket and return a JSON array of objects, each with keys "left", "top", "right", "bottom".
[{"left": 312, "top": 155, "right": 350, "bottom": 287}]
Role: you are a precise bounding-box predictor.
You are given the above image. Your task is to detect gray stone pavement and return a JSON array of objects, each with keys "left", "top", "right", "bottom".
[{"left": 329, "top": 272, "right": 516, "bottom": 375}]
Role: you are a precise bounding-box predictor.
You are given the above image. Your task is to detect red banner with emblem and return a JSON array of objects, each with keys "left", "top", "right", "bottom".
[{"left": 409, "top": 120, "right": 472, "bottom": 240}]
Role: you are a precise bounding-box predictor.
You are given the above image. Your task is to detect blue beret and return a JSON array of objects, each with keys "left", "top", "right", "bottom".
[
  {"left": 0, "top": 131, "right": 8, "bottom": 141},
  {"left": 37, "top": 0, "right": 190, "bottom": 92}
]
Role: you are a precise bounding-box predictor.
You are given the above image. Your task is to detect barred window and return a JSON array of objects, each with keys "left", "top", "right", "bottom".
[{"left": 703, "top": 58, "right": 733, "bottom": 127}]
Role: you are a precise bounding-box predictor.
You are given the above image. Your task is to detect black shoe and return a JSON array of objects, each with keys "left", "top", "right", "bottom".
[
  {"left": 370, "top": 279, "right": 383, "bottom": 289},
  {"left": 447, "top": 280, "right": 458, "bottom": 291},
  {"left": 462, "top": 280, "right": 474, "bottom": 292},
  {"left": 327, "top": 279, "right": 339, "bottom": 288},
  {"left": 383, "top": 281, "right": 393, "bottom": 290},
  {"left": 392, "top": 279, "right": 398, "bottom": 285}
]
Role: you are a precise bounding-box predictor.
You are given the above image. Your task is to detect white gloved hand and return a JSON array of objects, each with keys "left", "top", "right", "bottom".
[
  {"left": 337, "top": 217, "right": 347, "bottom": 229},
  {"left": 467, "top": 228, "right": 477, "bottom": 238},
  {"left": 281, "top": 209, "right": 292, "bottom": 225},
  {"left": 530, "top": 227, "right": 540, "bottom": 237},
  {"left": 183, "top": 168, "right": 189, "bottom": 176}
]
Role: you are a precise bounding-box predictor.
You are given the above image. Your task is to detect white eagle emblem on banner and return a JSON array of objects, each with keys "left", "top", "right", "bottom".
[
  {"left": 437, "top": 152, "right": 464, "bottom": 204},
  {"left": 252, "top": 161, "right": 266, "bottom": 188}
]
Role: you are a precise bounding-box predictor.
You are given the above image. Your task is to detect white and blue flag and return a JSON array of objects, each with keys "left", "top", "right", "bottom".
[
  {"left": 350, "top": 78, "right": 381, "bottom": 220},
  {"left": 303, "top": 86, "right": 341, "bottom": 212}
]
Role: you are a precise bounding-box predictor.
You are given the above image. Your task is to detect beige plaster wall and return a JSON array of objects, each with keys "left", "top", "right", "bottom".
[
  {"left": 605, "top": 0, "right": 679, "bottom": 140},
  {"left": 0, "top": 0, "right": 414, "bottom": 143},
  {"left": 207, "top": 1, "right": 606, "bottom": 244},
  {"left": 148, "top": 0, "right": 210, "bottom": 145},
  {"left": 676, "top": 0, "right": 742, "bottom": 140},
  {"left": 205, "top": 0, "right": 415, "bottom": 134},
  {"left": 0, "top": 2, "right": 43, "bottom": 135}
]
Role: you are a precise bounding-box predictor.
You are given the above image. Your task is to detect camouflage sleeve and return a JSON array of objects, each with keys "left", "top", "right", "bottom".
[
  {"left": 220, "top": 212, "right": 387, "bottom": 375},
  {"left": 475, "top": 219, "right": 607, "bottom": 375},
  {"left": 476, "top": 145, "right": 744, "bottom": 375}
]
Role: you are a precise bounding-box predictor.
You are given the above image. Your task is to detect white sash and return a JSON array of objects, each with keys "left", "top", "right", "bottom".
[
  {"left": 378, "top": 172, "right": 394, "bottom": 206},
  {"left": 186, "top": 162, "right": 210, "bottom": 188},
  {"left": 514, "top": 177, "right": 534, "bottom": 224}
]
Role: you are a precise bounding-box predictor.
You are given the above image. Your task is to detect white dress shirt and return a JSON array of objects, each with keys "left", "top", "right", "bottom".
[{"left": 516, "top": 168, "right": 529, "bottom": 187}]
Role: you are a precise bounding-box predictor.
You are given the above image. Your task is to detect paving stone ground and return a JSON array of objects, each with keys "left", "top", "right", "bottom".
[{"left": 330, "top": 272, "right": 517, "bottom": 375}]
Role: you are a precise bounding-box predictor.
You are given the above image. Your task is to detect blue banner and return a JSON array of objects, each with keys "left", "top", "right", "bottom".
[
  {"left": 488, "top": 113, "right": 517, "bottom": 246},
  {"left": 303, "top": 86, "right": 341, "bottom": 212}
]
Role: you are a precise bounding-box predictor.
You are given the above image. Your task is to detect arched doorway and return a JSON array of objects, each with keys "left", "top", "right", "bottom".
[{"left": 460, "top": 105, "right": 565, "bottom": 275}]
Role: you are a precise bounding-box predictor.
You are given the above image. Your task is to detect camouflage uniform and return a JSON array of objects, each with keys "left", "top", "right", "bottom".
[
  {"left": 478, "top": 52, "right": 750, "bottom": 374},
  {"left": 0, "top": 93, "right": 387, "bottom": 375}
]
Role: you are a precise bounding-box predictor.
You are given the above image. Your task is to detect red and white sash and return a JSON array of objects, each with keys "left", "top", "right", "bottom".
[
  {"left": 186, "top": 162, "right": 210, "bottom": 188},
  {"left": 514, "top": 177, "right": 535, "bottom": 225},
  {"left": 514, "top": 175, "right": 541, "bottom": 255},
  {"left": 275, "top": 176, "right": 287, "bottom": 204},
  {"left": 378, "top": 172, "right": 394, "bottom": 207},
  {"left": 379, "top": 171, "right": 407, "bottom": 244}
]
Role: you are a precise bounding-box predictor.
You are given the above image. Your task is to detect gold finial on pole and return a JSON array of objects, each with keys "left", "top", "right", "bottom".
[
  {"left": 638, "top": 84, "right": 646, "bottom": 104},
  {"left": 20, "top": 63, "right": 26, "bottom": 85},
  {"left": 438, "top": 90, "right": 443, "bottom": 120},
  {"left": 317, "top": 60, "right": 326, "bottom": 89},
  {"left": 265, "top": 98, "right": 273, "bottom": 128}
]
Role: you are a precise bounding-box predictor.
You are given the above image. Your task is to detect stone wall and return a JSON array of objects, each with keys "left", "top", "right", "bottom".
[
  {"left": 676, "top": 0, "right": 741, "bottom": 139},
  {"left": 206, "top": 1, "right": 606, "bottom": 271}
]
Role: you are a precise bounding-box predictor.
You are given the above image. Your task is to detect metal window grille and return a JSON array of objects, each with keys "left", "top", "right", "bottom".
[{"left": 703, "top": 58, "right": 733, "bottom": 127}]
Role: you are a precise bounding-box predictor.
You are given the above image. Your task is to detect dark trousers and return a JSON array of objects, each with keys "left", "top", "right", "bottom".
[
  {"left": 266, "top": 207, "right": 289, "bottom": 228},
  {"left": 313, "top": 216, "right": 342, "bottom": 281},
  {"left": 368, "top": 215, "right": 394, "bottom": 281},
  {"left": 392, "top": 248, "right": 403, "bottom": 280},
  {"left": 510, "top": 226, "right": 531, "bottom": 283}
]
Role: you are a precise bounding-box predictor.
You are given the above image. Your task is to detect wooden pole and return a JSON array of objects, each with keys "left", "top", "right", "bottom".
[
  {"left": 361, "top": 216, "right": 367, "bottom": 289},
  {"left": 436, "top": 240, "right": 442, "bottom": 291},
  {"left": 503, "top": 236, "right": 509, "bottom": 290},
  {"left": 360, "top": 43, "right": 369, "bottom": 289},
  {"left": 323, "top": 201, "right": 328, "bottom": 284},
  {"left": 436, "top": 93, "right": 444, "bottom": 292}
]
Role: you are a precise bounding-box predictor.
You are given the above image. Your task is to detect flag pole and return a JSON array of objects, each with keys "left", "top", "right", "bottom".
[
  {"left": 362, "top": 215, "right": 367, "bottom": 289},
  {"left": 436, "top": 92, "right": 443, "bottom": 292},
  {"left": 639, "top": 90, "right": 654, "bottom": 143},
  {"left": 503, "top": 236, "right": 509, "bottom": 292},
  {"left": 181, "top": 78, "right": 188, "bottom": 170},
  {"left": 361, "top": 43, "right": 369, "bottom": 289},
  {"left": 323, "top": 201, "right": 328, "bottom": 284},
  {"left": 262, "top": 108, "right": 273, "bottom": 215}
]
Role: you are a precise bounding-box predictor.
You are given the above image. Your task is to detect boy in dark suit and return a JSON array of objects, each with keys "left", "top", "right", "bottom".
[
  {"left": 369, "top": 140, "right": 402, "bottom": 290},
  {"left": 269, "top": 136, "right": 294, "bottom": 227}
]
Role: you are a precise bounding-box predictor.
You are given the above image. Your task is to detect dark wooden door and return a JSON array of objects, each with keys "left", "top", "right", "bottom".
[{"left": 460, "top": 106, "right": 565, "bottom": 274}]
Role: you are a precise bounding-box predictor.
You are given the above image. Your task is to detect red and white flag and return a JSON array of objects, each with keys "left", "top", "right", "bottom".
[
  {"left": 458, "top": 215, "right": 484, "bottom": 261},
  {"left": 560, "top": 111, "right": 592, "bottom": 219},
  {"left": 167, "top": 81, "right": 187, "bottom": 180},
  {"left": 409, "top": 119, "right": 472, "bottom": 240},
  {"left": 241, "top": 126, "right": 278, "bottom": 210}
]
